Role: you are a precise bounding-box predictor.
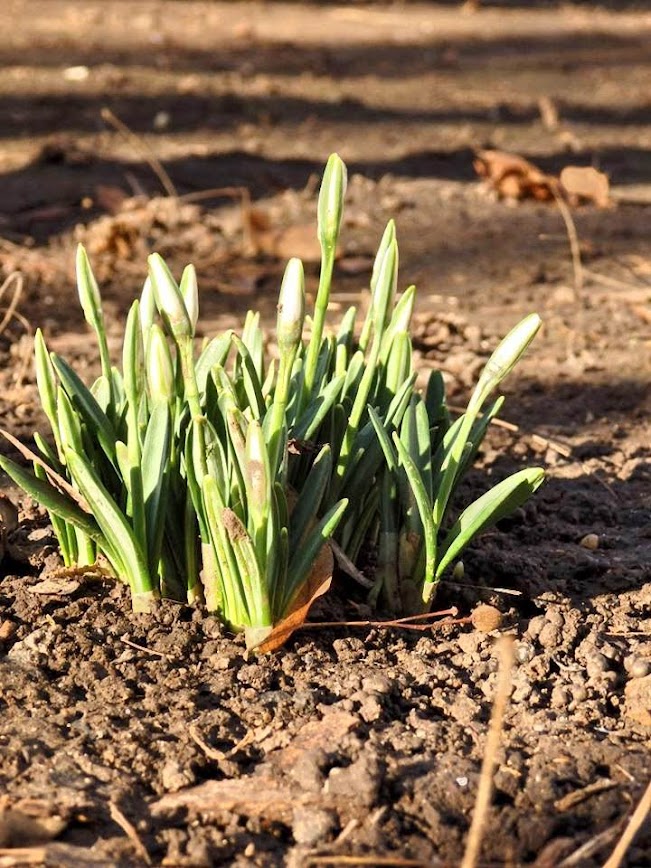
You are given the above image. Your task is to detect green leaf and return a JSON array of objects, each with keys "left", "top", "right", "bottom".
[
  {"left": 232, "top": 335, "right": 266, "bottom": 419},
  {"left": 142, "top": 403, "right": 171, "bottom": 572},
  {"left": 52, "top": 354, "right": 117, "bottom": 466},
  {"left": 290, "top": 444, "right": 332, "bottom": 549},
  {"left": 435, "top": 468, "right": 545, "bottom": 581},
  {"left": 0, "top": 455, "right": 101, "bottom": 544},
  {"left": 292, "top": 374, "right": 345, "bottom": 441},
  {"left": 65, "top": 450, "right": 152, "bottom": 596},
  {"left": 393, "top": 433, "right": 437, "bottom": 588}
]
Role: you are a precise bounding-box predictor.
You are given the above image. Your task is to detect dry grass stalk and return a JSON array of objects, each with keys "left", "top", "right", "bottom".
[{"left": 460, "top": 635, "right": 515, "bottom": 868}]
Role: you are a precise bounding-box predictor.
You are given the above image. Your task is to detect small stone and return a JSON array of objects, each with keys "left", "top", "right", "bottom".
[
  {"left": 550, "top": 685, "right": 571, "bottom": 709},
  {"left": 515, "top": 642, "right": 534, "bottom": 664},
  {"left": 538, "top": 623, "right": 561, "bottom": 650},
  {"left": 625, "top": 657, "right": 651, "bottom": 679},
  {"left": 579, "top": 533, "right": 599, "bottom": 550},
  {"left": 325, "top": 753, "right": 381, "bottom": 806},
  {"left": 525, "top": 615, "right": 546, "bottom": 640},
  {"left": 361, "top": 674, "right": 394, "bottom": 695},
  {"left": 289, "top": 748, "right": 326, "bottom": 793},
  {"left": 292, "top": 808, "right": 337, "bottom": 846},
  {"left": 471, "top": 604, "right": 503, "bottom": 633},
  {"left": 358, "top": 693, "right": 383, "bottom": 723},
  {"left": 161, "top": 759, "right": 195, "bottom": 792},
  {"left": 586, "top": 652, "right": 609, "bottom": 679}
]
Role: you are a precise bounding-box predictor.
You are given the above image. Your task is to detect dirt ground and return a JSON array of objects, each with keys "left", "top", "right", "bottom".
[{"left": 1, "top": 1, "right": 650, "bottom": 866}]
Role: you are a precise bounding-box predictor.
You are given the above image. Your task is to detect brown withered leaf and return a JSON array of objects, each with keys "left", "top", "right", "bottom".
[
  {"left": 560, "top": 166, "right": 610, "bottom": 208},
  {"left": 245, "top": 207, "right": 338, "bottom": 262},
  {"left": 474, "top": 149, "right": 556, "bottom": 201},
  {"left": 248, "top": 544, "right": 333, "bottom": 653},
  {"left": 152, "top": 771, "right": 310, "bottom": 822}
]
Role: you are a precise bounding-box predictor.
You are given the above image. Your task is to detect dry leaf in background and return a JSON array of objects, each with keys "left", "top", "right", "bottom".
[
  {"left": 245, "top": 206, "right": 325, "bottom": 262},
  {"left": 560, "top": 166, "right": 611, "bottom": 207},
  {"left": 474, "top": 149, "right": 556, "bottom": 201}
]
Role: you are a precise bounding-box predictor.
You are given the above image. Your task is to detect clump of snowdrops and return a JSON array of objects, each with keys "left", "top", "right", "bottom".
[{"left": 0, "top": 155, "right": 544, "bottom": 648}]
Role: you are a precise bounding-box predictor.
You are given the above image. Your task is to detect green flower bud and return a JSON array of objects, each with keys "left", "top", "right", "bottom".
[
  {"left": 139, "top": 276, "right": 156, "bottom": 335},
  {"left": 471, "top": 313, "right": 542, "bottom": 410},
  {"left": 147, "top": 324, "right": 175, "bottom": 404},
  {"left": 180, "top": 264, "right": 199, "bottom": 335},
  {"left": 148, "top": 253, "right": 192, "bottom": 339},
  {"left": 317, "top": 153, "right": 347, "bottom": 252},
  {"left": 276, "top": 258, "right": 305, "bottom": 355},
  {"left": 76, "top": 243, "right": 103, "bottom": 331}
]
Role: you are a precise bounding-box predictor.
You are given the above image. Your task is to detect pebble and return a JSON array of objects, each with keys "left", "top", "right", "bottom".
[
  {"left": 289, "top": 748, "right": 326, "bottom": 793},
  {"left": 538, "top": 623, "right": 562, "bottom": 650},
  {"left": 515, "top": 642, "right": 535, "bottom": 664},
  {"left": 585, "top": 652, "right": 610, "bottom": 679},
  {"left": 160, "top": 759, "right": 195, "bottom": 792},
  {"left": 624, "top": 657, "right": 651, "bottom": 679},
  {"left": 624, "top": 675, "right": 651, "bottom": 726},
  {"left": 525, "top": 615, "right": 546, "bottom": 640},
  {"left": 325, "top": 753, "right": 381, "bottom": 806},
  {"left": 579, "top": 533, "right": 599, "bottom": 550},
  {"left": 361, "top": 674, "right": 394, "bottom": 695},
  {"left": 292, "top": 807, "right": 337, "bottom": 846}
]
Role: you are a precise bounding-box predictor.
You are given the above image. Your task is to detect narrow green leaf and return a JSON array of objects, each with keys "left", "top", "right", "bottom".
[
  {"left": 435, "top": 468, "right": 545, "bottom": 581},
  {"left": 289, "top": 444, "right": 332, "bottom": 549},
  {"left": 65, "top": 450, "right": 152, "bottom": 596},
  {"left": 0, "top": 455, "right": 101, "bottom": 544},
  {"left": 52, "top": 354, "right": 117, "bottom": 466},
  {"left": 393, "top": 433, "right": 437, "bottom": 588}
]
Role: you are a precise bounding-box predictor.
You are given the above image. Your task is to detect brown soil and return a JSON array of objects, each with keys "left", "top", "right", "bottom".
[{"left": 1, "top": 2, "right": 650, "bottom": 866}]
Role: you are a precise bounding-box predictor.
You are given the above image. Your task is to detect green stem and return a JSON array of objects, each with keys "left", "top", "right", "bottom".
[{"left": 302, "top": 248, "right": 335, "bottom": 408}]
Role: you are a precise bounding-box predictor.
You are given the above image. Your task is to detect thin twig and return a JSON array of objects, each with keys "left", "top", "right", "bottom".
[
  {"left": 109, "top": 801, "right": 152, "bottom": 866},
  {"left": 602, "top": 777, "right": 651, "bottom": 868},
  {"left": 101, "top": 107, "right": 177, "bottom": 198},
  {"left": 557, "top": 825, "right": 620, "bottom": 867},
  {"left": 460, "top": 636, "right": 515, "bottom": 868},
  {"left": 0, "top": 272, "right": 23, "bottom": 336},
  {"left": 299, "top": 608, "right": 459, "bottom": 633},
  {"left": 306, "top": 857, "right": 427, "bottom": 867},
  {"left": 120, "top": 637, "right": 170, "bottom": 660},
  {"left": 188, "top": 724, "right": 226, "bottom": 762},
  {"left": 550, "top": 183, "right": 583, "bottom": 300}
]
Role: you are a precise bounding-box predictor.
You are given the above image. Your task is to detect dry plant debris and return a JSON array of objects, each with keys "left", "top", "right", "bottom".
[{"left": 474, "top": 149, "right": 611, "bottom": 207}]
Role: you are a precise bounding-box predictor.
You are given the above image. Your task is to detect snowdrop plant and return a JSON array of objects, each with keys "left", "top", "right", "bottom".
[{"left": 1, "top": 154, "right": 544, "bottom": 639}]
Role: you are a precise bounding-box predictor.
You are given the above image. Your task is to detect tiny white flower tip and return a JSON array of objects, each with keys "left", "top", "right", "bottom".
[
  {"left": 277, "top": 258, "right": 305, "bottom": 351},
  {"left": 181, "top": 264, "right": 199, "bottom": 332}
]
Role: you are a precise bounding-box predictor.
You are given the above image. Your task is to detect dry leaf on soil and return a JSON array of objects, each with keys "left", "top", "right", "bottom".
[
  {"left": 560, "top": 166, "right": 611, "bottom": 208},
  {"left": 474, "top": 149, "right": 556, "bottom": 202},
  {"left": 152, "top": 772, "right": 308, "bottom": 822},
  {"left": 246, "top": 543, "right": 334, "bottom": 653},
  {"left": 474, "top": 149, "right": 611, "bottom": 208}
]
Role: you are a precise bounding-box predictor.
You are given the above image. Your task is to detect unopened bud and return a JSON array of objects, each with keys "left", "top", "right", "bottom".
[
  {"left": 277, "top": 258, "right": 305, "bottom": 355},
  {"left": 148, "top": 253, "right": 192, "bottom": 339},
  {"left": 180, "top": 264, "right": 199, "bottom": 334},
  {"left": 147, "top": 324, "right": 175, "bottom": 404},
  {"left": 471, "top": 313, "right": 541, "bottom": 410},
  {"left": 317, "top": 153, "right": 347, "bottom": 252},
  {"left": 76, "top": 244, "right": 103, "bottom": 331},
  {"left": 139, "top": 276, "right": 156, "bottom": 335}
]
